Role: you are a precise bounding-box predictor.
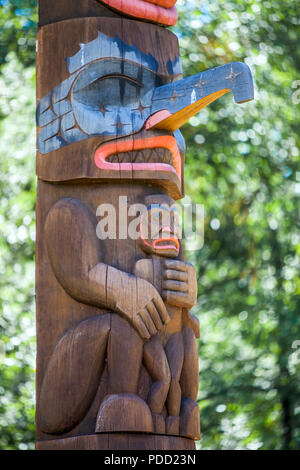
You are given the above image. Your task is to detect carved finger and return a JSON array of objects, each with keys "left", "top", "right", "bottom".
[
  {"left": 162, "top": 290, "right": 189, "bottom": 308},
  {"left": 146, "top": 302, "right": 163, "bottom": 330},
  {"left": 153, "top": 296, "right": 170, "bottom": 325},
  {"left": 139, "top": 308, "right": 157, "bottom": 336},
  {"left": 163, "top": 269, "right": 188, "bottom": 282},
  {"left": 163, "top": 259, "right": 187, "bottom": 272},
  {"left": 162, "top": 279, "right": 188, "bottom": 292},
  {"left": 135, "top": 315, "right": 151, "bottom": 340}
]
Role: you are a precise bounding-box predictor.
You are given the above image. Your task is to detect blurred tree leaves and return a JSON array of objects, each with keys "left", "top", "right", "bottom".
[
  {"left": 0, "top": 54, "right": 36, "bottom": 449},
  {"left": 0, "top": 0, "right": 37, "bottom": 69},
  {"left": 0, "top": 0, "right": 299, "bottom": 450}
]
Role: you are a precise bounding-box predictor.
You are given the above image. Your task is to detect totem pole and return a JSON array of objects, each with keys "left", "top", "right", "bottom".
[{"left": 35, "top": 0, "right": 254, "bottom": 450}]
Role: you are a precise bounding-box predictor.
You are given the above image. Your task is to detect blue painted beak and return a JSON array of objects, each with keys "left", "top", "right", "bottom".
[{"left": 145, "top": 62, "right": 254, "bottom": 131}]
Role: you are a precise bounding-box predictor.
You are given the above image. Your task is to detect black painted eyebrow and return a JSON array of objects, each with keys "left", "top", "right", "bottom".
[{"left": 94, "top": 74, "right": 143, "bottom": 88}]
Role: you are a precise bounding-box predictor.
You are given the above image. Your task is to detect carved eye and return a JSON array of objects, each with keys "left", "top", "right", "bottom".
[
  {"left": 71, "top": 59, "right": 160, "bottom": 115},
  {"left": 73, "top": 75, "right": 142, "bottom": 110}
]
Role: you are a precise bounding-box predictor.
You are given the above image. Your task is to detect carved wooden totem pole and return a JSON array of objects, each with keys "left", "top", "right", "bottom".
[{"left": 35, "top": 0, "right": 254, "bottom": 450}]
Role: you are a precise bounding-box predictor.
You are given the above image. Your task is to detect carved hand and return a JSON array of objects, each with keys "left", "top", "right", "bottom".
[
  {"left": 133, "top": 278, "right": 171, "bottom": 341},
  {"left": 162, "top": 259, "right": 198, "bottom": 309},
  {"left": 107, "top": 268, "right": 170, "bottom": 340}
]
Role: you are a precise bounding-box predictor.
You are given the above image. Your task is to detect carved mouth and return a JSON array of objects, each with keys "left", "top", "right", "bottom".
[
  {"left": 107, "top": 147, "right": 173, "bottom": 165},
  {"left": 94, "top": 136, "right": 181, "bottom": 180},
  {"left": 153, "top": 237, "right": 179, "bottom": 252}
]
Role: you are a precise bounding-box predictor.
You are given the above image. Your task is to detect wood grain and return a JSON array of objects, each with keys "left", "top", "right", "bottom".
[
  {"left": 36, "top": 17, "right": 183, "bottom": 198},
  {"left": 36, "top": 434, "right": 195, "bottom": 450},
  {"left": 95, "top": 394, "right": 153, "bottom": 433},
  {"left": 97, "top": 0, "right": 178, "bottom": 26},
  {"left": 38, "top": 0, "right": 120, "bottom": 26},
  {"left": 36, "top": 8, "right": 201, "bottom": 450},
  {"left": 38, "top": 314, "right": 110, "bottom": 435},
  {"left": 180, "top": 398, "right": 201, "bottom": 440}
]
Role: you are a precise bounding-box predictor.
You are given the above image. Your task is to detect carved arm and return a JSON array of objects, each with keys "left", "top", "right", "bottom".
[{"left": 45, "top": 198, "right": 169, "bottom": 339}]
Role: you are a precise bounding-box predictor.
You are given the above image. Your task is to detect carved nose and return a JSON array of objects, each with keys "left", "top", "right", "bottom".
[
  {"left": 145, "top": 61, "right": 254, "bottom": 131},
  {"left": 161, "top": 226, "right": 174, "bottom": 234}
]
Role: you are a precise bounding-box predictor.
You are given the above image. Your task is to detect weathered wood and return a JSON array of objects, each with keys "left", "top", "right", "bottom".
[
  {"left": 162, "top": 259, "right": 198, "bottom": 308},
  {"left": 36, "top": 182, "right": 200, "bottom": 442},
  {"left": 36, "top": 17, "right": 183, "bottom": 198},
  {"left": 38, "top": 315, "right": 110, "bottom": 435},
  {"left": 98, "top": 0, "right": 178, "bottom": 26},
  {"left": 180, "top": 398, "right": 201, "bottom": 440},
  {"left": 38, "top": 0, "right": 120, "bottom": 27},
  {"left": 36, "top": 433, "right": 195, "bottom": 450},
  {"left": 145, "top": 62, "right": 254, "bottom": 131},
  {"left": 36, "top": 0, "right": 253, "bottom": 450},
  {"left": 95, "top": 394, "right": 154, "bottom": 433}
]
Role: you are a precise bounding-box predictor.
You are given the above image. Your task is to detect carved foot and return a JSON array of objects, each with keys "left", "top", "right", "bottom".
[
  {"left": 179, "top": 397, "right": 200, "bottom": 440},
  {"left": 152, "top": 413, "right": 166, "bottom": 434},
  {"left": 166, "top": 415, "right": 180, "bottom": 435},
  {"left": 95, "top": 394, "right": 153, "bottom": 433}
]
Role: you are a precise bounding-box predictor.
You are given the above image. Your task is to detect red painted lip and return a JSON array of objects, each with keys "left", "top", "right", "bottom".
[
  {"left": 153, "top": 236, "right": 180, "bottom": 252},
  {"left": 94, "top": 135, "right": 181, "bottom": 180},
  {"left": 99, "top": 0, "right": 178, "bottom": 26}
]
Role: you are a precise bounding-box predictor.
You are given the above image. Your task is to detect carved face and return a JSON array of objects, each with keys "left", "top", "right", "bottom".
[
  {"left": 36, "top": 29, "right": 185, "bottom": 193},
  {"left": 138, "top": 194, "right": 181, "bottom": 258},
  {"left": 36, "top": 18, "right": 253, "bottom": 198}
]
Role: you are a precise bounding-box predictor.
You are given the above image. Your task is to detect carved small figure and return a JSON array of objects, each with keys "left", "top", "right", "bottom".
[{"left": 39, "top": 193, "right": 199, "bottom": 439}]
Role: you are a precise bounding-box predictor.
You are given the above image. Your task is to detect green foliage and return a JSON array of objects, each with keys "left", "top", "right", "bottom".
[
  {"left": 0, "top": 0, "right": 37, "bottom": 69},
  {"left": 0, "top": 55, "right": 36, "bottom": 449},
  {"left": 0, "top": 0, "right": 299, "bottom": 450}
]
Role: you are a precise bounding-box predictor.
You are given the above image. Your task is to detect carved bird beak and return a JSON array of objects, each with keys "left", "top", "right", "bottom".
[{"left": 145, "top": 61, "right": 254, "bottom": 131}]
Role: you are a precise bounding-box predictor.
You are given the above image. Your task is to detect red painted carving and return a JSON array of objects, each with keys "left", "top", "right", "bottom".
[
  {"left": 98, "top": 0, "right": 178, "bottom": 25},
  {"left": 94, "top": 135, "right": 182, "bottom": 180}
]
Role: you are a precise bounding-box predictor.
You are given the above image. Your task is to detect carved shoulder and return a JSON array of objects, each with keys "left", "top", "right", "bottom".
[{"left": 45, "top": 198, "right": 106, "bottom": 307}]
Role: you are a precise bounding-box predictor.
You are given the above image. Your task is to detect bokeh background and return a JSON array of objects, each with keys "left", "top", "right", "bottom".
[{"left": 0, "top": 0, "right": 299, "bottom": 450}]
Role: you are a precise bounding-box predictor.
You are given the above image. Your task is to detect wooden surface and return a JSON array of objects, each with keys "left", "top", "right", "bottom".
[
  {"left": 36, "top": 181, "right": 200, "bottom": 442},
  {"left": 36, "top": 433, "right": 195, "bottom": 450},
  {"left": 38, "top": 0, "right": 120, "bottom": 27},
  {"left": 36, "top": 16, "right": 183, "bottom": 198},
  {"left": 35, "top": 8, "right": 203, "bottom": 451},
  {"left": 38, "top": 0, "right": 178, "bottom": 27},
  {"left": 98, "top": 0, "right": 178, "bottom": 26},
  {"left": 145, "top": 62, "right": 254, "bottom": 131},
  {"left": 35, "top": 0, "right": 254, "bottom": 451}
]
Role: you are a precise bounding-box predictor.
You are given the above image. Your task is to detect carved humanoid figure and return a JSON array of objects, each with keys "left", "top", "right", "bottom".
[{"left": 39, "top": 193, "right": 199, "bottom": 439}]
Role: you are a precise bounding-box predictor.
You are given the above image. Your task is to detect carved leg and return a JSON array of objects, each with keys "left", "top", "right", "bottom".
[
  {"left": 107, "top": 315, "right": 143, "bottom": 394},
  {"left": 143, "top": 335, "right": 171, "bottom": 414},
  {"left": 179, "top": 326, "right": 200, "bottom": 440},
  {"left": 180, "top": 326, "right": 199, "bottom": 401},
  {"left": 165, "top": 332, "right": 184, "bottom": 435},
  {"left": 38, "top": 314, "right": 111, "bottom": 435},
  {"left": 95, "top": 314, "right": 153, "bottom": 433}
]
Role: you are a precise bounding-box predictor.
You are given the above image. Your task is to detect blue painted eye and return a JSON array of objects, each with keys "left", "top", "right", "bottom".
[
  {"left": 72, "top": 60, "right": 158, "bottom": 110},
  {"left": 70, "top": 60, "right": 160, "bottom": 136},
  {"left": 73, "top": 75, "right": 142, "bottom": 109}
]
